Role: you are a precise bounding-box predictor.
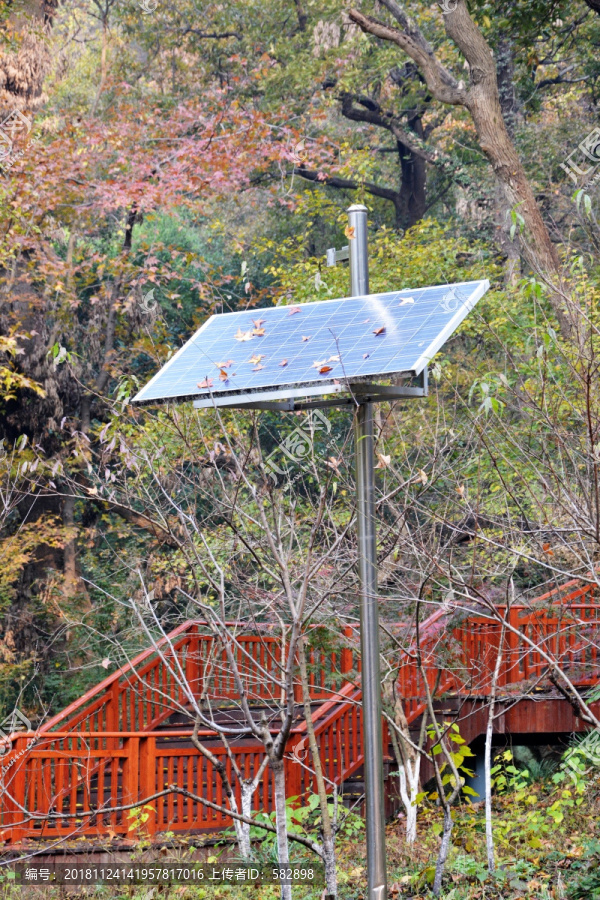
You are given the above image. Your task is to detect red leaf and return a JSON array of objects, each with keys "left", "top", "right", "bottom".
[
  {"left": 319, "top": 365, "right": 333, "bottom": 374},
  {"left": 373, "top": 326, "right": 386, "bottom": 336}
]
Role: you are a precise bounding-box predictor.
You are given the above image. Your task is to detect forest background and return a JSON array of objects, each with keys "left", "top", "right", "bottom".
[{"left": 2, "top": 0, "right": 600, "bottom": 894}]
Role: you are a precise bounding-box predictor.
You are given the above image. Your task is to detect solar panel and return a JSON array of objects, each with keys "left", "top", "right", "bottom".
[{"left": 132, "top": 279, "right": 490, "bottom": 408}]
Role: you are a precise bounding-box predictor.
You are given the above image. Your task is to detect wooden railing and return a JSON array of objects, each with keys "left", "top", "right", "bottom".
[{"left": 2, "top": 582, "right": 600, "bottom": 843}]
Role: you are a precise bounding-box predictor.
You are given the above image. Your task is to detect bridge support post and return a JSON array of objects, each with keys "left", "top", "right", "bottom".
[{"left": 349, "top": 204, "right": 387, "bottom": 900}]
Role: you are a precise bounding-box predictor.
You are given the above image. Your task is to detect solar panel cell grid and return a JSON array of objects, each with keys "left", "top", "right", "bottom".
[{"left": 133, "top": 280, "right": 489, "bottom": 406}]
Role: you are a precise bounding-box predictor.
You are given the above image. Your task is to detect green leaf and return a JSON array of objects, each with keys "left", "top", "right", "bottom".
[{"left": 462, "top": 785, "right": 480, "bottom": 797}]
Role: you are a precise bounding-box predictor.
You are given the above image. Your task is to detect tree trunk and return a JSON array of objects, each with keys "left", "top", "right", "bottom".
[
  {"left": 271, "top": 758, "right": 292, "bottom": 900},
  {"left": 384, "top": 679, "right": 422, "bottom": 843},
  {"left": 298, "top": 637, "right": 337, "bottom": 898},
  {"left": 397, "top": 115, "right": 427, "bottom": 228},
  {"left": 433, "top": 805, "right": 453, "bottom": 896},
  {"left": 485, "top": 617, "right": 506, "bottom": 874},
  {"left": 397, "top": 757, "right": 420, "bottom": 843},
  {"left": 239, "top": 782, "right": 254, "bottom": 860}
]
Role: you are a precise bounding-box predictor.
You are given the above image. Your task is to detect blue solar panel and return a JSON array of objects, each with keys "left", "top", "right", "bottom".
[{"left": 132, "top": 280, "right": 489, "bottom": 406}]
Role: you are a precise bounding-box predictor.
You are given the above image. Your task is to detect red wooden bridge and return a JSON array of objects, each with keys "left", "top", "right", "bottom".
[{"left": 1, "top": 579, "right": 600, "bottom": 846}]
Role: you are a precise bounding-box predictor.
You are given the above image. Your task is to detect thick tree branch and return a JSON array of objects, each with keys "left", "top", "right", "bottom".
[
  {"left": 348, "top": 9, "right": 464, "bottom": 105},
  {"left": 340, "top": 93, "right": 442, "bottom": 164},
  {"left": 293, "top": 165, "right": 401, "bottom": 206}
]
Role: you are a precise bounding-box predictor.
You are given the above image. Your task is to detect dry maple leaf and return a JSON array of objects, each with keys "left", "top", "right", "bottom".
[
  {"left": 216, "top": 359, "right": 233, "bottom": 368},
  {"left": 319, "top": 365, "right": 333, "bottom": 374},
  {"left": 219, "top": 369, "right": 229, "bottom": 381},
  {"left": 326, "top": 457, "right": 341, "bottom": 474},
  {"left": 344, "top": 225, "right": 355, "bottom": 240},
  {"left": 312, "top": 359, "right": 327, "bottom": 368},
  {"left": 197, "top": 378, "right": 214, "bottom": 389},
  {"left": 399, "top": 297, "right": 415, "bottom": 305},
  {"left": 249, "top": 354, "right": 265, "bottom": 364},
  {"left": 373, "top": 326, "right": 386, "bottom": 336},
  {"left": 234, "top": 327, "right": 253, "bottom": 341},
  {"left": 329, "top": 354, "right": 340, "bottom": 362},
  {"left": 252, "top": 364, "right": 264, "bottom": 372},
  {"left": 301, "top": 335, "right": 311, "bottom": 342},
  {"left": 252, "top": 327, "right": 266, "bottom": 336},
  {"left": 279, "top": 359, "right": 288, "bottom": 367},
  {"left": 375, "top": 453, "right": 391, "bottom": 469},
  {"left": 252, "top": 318, "right": 265, "bottom": 327},
  {"left": 288, "top": 306, "right": 301, "bottom": 315}
]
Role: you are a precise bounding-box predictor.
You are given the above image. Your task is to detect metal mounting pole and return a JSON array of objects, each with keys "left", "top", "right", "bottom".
[{"left": 348, "top": 204, "right": 387, "bottom": 900}]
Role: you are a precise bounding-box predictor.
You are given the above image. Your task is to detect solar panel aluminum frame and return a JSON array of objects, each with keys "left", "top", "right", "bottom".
[{"left": 192, "top": 369, "right": 429, "bottom": 411}]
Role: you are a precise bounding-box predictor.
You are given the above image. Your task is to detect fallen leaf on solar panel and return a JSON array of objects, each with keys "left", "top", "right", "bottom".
[
  {"left": 252, "top": 364, "right": 264, "bottom": 372},
  {"left": 279, "top": 359, "right": 288, "bottom": 367},
  {"left": 400, "top": 297, "right": 414, "bottom": 305},
  {"left": 373, "top": 327, "right": 386, "bottom": 336},
  {"left": 301, "top": 335, "right": 311, "bottom": 341},
  {"left": 252, "top": 327, "right": 266, "bottom": 336},
  {"left": 234, "top": 328, "right": 253, "bottom": 342},
  {"left": 312, "top": 359, "right": 327, "bottom": 368},
  {"left": 249, "top": 354, "right": 265, "bottom": 364},
  {"left": 216, "top": 360, "right": 233, "bottom": 368},
  {"left": 288, "top": 306, "right": 301, "bottom": 316},
  {"left": 198, "top": 378, "right": 214, "bottom": 388},
  {"left": 319, "top": 366, "right": 333, "bottom": 374},
  {"left": 219, "top": 369, "right": 229, "bottom": 381}
]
